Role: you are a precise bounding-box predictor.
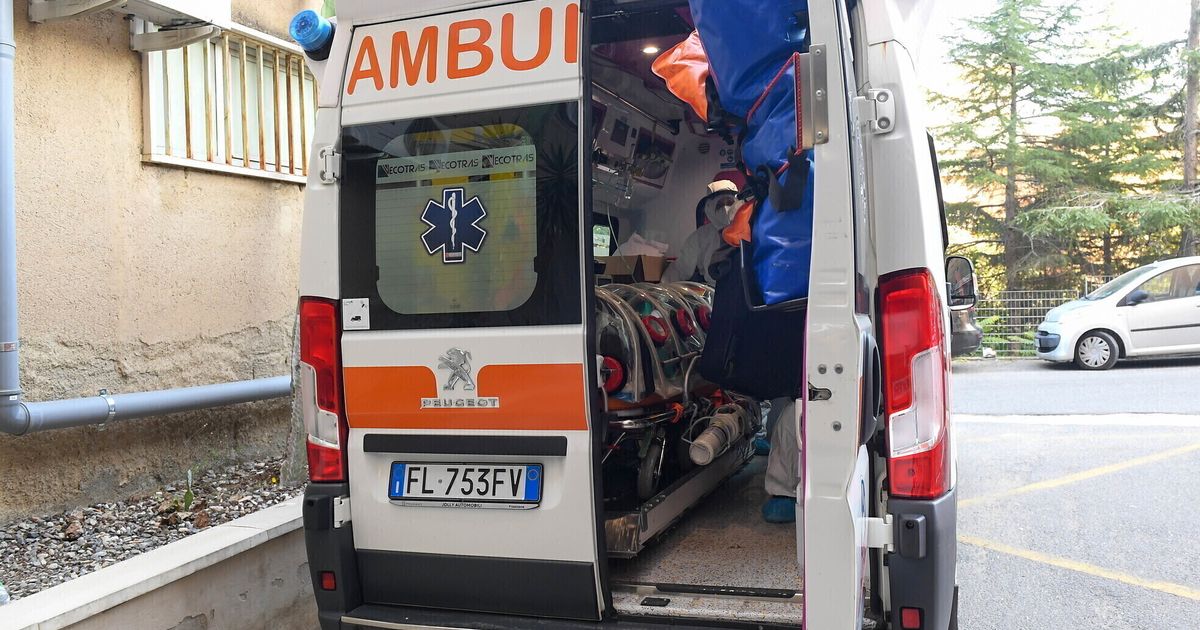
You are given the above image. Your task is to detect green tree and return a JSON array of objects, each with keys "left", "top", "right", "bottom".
[
  {"left": 934, "top": 0, "right": 1084, "bottom": 291},
  {"left": 1015, "top": 40, "right": 1187, "bottom": 284}
]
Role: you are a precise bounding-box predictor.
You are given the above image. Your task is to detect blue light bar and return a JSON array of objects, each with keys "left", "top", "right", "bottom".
[{"left": 290, "top": 10, "right": 333, "bottom": 53}]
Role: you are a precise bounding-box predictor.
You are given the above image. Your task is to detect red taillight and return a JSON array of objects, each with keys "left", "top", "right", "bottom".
[
  {"left": 879, "top": 269, "right": 950, "bottom": 499},
  {"left": 299, "top": 297, "right": 347, "bottom": 483},
  {"left": 319, "top": 571, "right": 337, "bottom": 591},
  {"left": 900, "top": 607, "right": 923, "bottom": 629}
]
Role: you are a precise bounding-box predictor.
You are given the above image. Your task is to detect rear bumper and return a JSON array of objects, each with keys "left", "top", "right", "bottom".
[
  {"left": 888, "top": 487, "right": 957, "bottom": 630},
  {"left": 304, "top": 483, "right": 364, "bottom": 630}
]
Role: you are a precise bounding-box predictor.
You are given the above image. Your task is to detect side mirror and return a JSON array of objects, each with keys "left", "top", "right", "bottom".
[
  {"left": 945, "top": 255, "right": 977, "bottom": 310},
  {"left": 1126, "top": 289, "right": 1149, "bottom": 306}
]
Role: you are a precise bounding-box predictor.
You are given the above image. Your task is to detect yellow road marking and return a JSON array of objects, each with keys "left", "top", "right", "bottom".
[
  {"left": 959, "top": 535, "right": 1200, "bottom": 601},
  {"left": 960, "top": 442, "right": 1200, "bottom": 508}
]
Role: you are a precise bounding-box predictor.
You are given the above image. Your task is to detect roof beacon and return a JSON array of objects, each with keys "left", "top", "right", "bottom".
[{"left": 290, "top": 10, "right": 335, "bottom": 61}]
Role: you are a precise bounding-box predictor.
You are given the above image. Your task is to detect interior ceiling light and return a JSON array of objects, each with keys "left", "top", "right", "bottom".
[{"left": 642, "top": 45, "right": 660, "bottom": 55}]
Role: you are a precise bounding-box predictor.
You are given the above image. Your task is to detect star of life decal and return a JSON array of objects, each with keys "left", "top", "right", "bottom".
[{"left": 420, "top": 188, "right": 488, "bottom": 264}]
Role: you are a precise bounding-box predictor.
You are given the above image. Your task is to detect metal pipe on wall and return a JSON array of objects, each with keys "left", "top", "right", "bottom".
[
  {"left": 0, "top": 0, "right": 20, "bottom": 401},
  {"left": 0, "top": 0, "right": 291, "bottom": 436},
  {"left": 4, "top": 376, "right": 293, "bottom": 435}
]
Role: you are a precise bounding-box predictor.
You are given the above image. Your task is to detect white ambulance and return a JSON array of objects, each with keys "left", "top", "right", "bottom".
[{"left": 293, "top": 1, "right": 967, "bottom": 628}]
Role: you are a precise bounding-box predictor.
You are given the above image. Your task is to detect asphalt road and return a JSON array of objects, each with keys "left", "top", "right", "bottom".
[
  {"left": 955, "top": 415, "right": 1200, "bottom": 629},
  {"left": 951, "top": 357, "right": 1200, "bottom": 416}
]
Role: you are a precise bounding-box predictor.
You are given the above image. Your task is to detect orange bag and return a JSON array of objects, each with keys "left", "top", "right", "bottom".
[
  {"left": 651, "top": 31, "right": 710, "bottom": 122},
  {"left": 722, "top": 200, "right": 755, "bottom": 246}
]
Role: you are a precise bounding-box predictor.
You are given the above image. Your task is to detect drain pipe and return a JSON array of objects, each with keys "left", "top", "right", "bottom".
[
  {"left": 0, "top": 0, "right": 291, "bottom": 435},
  {"left": 0, "top": 0, "right": 20, "bottom": 405}
]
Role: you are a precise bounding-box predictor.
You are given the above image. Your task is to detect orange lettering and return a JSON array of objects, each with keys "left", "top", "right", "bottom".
[
  {"left": 347, "top": 35, "right": 384, "bottom": 95},
  {"left": 447, "top": 19, "right": 493, "bottom": 79},
  {"left": 501, "top": 8, "right": 552, "bottom": 71},
  {"left": 392, "top": 26, "right": 438, "bottom": 87},
  {"left": 564, "top": 3, "right": 580, "bottom": 64}
]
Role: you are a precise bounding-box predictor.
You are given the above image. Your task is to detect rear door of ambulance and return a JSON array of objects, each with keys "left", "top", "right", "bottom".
[{"left": 330, "top": 1, "right": 602, "bottom": 621}]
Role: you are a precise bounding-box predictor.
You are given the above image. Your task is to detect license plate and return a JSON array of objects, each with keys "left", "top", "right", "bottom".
[{"left": 387, "top": 463, "right": 542, "bottom": 509}]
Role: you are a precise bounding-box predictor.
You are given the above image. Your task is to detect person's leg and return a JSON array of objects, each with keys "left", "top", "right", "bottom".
[
  {"left": 754, "top": 397, "right": 787, "bottom": 456},
  {"left": 763, "top": 398, "right": 800, "bottom": 522}
]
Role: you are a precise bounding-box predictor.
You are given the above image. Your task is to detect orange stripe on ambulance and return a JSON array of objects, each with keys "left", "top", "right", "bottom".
[{"left": 347, "top": 2, "right": 580, "bottom": 95}]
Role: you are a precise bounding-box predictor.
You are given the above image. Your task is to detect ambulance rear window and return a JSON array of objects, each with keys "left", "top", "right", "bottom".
[{"left": 338, "top": 102, "right": 582, "bottom": 330}]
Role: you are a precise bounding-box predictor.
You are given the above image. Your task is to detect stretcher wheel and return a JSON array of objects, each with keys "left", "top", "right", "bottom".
[
  {"left": 674, "top": 308, "right": 697, "bottom": 337},
  {"left": 637, "top": 437, "right": 665, "bottom": 500},
  {"left": 600, "top": 356, "right": 626, "bottom": 394},
  {"left": 642, "top": 315, "right": 670, "bottom": 345},
  {"left": 697, "top": 305, "right": 711, "bottom": 331}
]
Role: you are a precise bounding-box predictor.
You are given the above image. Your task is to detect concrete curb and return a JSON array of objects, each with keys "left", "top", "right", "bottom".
[{"left": 0, "top": 496, "right": 304, "bottom": 630}]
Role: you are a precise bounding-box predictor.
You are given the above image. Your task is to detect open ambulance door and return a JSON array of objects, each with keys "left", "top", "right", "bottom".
[
  {"left": 330, "top": 0, "right": 606, "bottom": 621},
  {"left": 802, "top": 0, "right": 880, "bottom": 627}
]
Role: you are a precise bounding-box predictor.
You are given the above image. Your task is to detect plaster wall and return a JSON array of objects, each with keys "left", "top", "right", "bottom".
[{"left": 0, "top": 0, "right": 319, "bottom": 522}]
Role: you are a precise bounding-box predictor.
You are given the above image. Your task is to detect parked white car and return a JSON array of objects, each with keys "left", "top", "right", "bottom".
[{"left": 1036, "top": 256, "right": 1200, "bottom": 369}]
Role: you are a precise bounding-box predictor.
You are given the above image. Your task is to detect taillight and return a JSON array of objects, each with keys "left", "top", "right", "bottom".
[
  {"left": 299, "top": 297, "right": 348, "bottom": 483},
  {"left": 879, "top": 269, "right": 950, "bottom": 499}
]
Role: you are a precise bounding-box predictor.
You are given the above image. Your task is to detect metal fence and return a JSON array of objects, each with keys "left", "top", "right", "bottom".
[{"left": 973, "top": 290, "right": 1080, "bottom": 358}]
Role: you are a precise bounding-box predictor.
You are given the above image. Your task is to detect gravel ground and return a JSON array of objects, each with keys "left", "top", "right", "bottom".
[{"left": 0, "top": 458, "right": 304, "bottom": 601}]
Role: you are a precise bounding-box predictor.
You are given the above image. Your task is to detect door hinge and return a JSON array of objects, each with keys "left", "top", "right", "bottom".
[
  {"left": 855, "top": 89, "right": 896, "bottom": 135},
  {"left": 332, "top": 495, "right": 351, "bottom": 528},
  {"left": 866, "top": 515, "right": 893, "bottom": 551},
  {"left": 319, "top": 147, "right": 341, "bottom": 184}
]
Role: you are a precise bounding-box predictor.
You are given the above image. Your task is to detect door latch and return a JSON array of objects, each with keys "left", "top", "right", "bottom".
[{"left": 855, "top": 89, "right": 896, "bottom": 135}]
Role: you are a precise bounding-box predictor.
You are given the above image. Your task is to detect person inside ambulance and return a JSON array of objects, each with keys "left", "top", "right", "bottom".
[
  {"left": 763, "top": 399, "right": 801, "bottom": 523},
  {"left": 662, "top": 180, "right": 739, "bottom": 284}
]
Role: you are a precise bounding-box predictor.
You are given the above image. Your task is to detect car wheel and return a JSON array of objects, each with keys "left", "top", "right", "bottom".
[{"left": 1074, "top": 331, "right": 1118, "bottom": 370}]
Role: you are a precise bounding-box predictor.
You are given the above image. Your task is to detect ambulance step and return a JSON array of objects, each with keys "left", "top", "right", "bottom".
[{"left": 611, "top": 583, "right": 804, "bottom": 626}]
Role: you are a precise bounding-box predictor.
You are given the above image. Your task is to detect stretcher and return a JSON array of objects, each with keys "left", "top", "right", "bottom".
[{"left": 595, "top": 281, "right": 762, "bottom": 557}]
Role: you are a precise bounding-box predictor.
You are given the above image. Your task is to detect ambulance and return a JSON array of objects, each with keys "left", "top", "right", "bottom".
[{"left": 292, "top": 1, "right": 967, "bottom": 628}]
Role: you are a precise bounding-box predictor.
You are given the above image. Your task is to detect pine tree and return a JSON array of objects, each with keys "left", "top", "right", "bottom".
[
  {"left": 934, "top": 0, "right": 1083, "bottom": 290},
  {"left": 1016, "top": 40, "right": 1187, "bottom": 283}
]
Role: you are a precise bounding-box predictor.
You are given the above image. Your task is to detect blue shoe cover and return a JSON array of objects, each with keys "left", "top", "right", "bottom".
[
  {"left": 753, "top": 437, "right": 771, "bottom": 456},
  {"left": 762, "top": 496, "right": 796, "bottom": 523}
]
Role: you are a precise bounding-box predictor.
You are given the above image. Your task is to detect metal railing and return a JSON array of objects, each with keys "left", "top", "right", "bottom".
[
  {"left": 144, "top": 27, "right": 317, "bottom": 181},
  {"left": 973, "top": 290, "right": 1080, "bottom": 358}
]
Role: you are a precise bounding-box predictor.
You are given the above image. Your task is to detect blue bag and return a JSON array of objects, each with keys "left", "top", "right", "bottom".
[
  {"left": 751, "top": 153, "right": 814, "bottom": 305},
  {"left": 689, "top": 0, "right": 809, "bottom": 117},
  {"left": 690, "top": 0, "right": 813, "bottom": 305}
]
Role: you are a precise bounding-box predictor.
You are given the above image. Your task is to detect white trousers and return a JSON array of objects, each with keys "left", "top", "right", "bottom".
[{"left": 765, "top": 398, "right": 802, "bottom": 498}]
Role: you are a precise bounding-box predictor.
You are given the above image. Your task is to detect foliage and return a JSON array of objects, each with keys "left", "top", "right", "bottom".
[{"left": 936, "top": 0, "right": 1191, "bottom": 291}]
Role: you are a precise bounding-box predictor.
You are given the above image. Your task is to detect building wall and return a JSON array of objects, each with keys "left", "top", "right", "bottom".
[{"left": 0, "top": 1, "right": 320, "bottom": 522}]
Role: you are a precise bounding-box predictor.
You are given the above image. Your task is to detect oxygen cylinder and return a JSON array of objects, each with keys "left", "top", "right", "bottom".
[{"left": 689, "top": 406, "right": 747, "bottom": 466}]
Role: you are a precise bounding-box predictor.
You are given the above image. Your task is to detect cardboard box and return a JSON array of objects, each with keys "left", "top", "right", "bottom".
[{"left": 598, "top": 255, "right": 667, "bottom": 283}]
